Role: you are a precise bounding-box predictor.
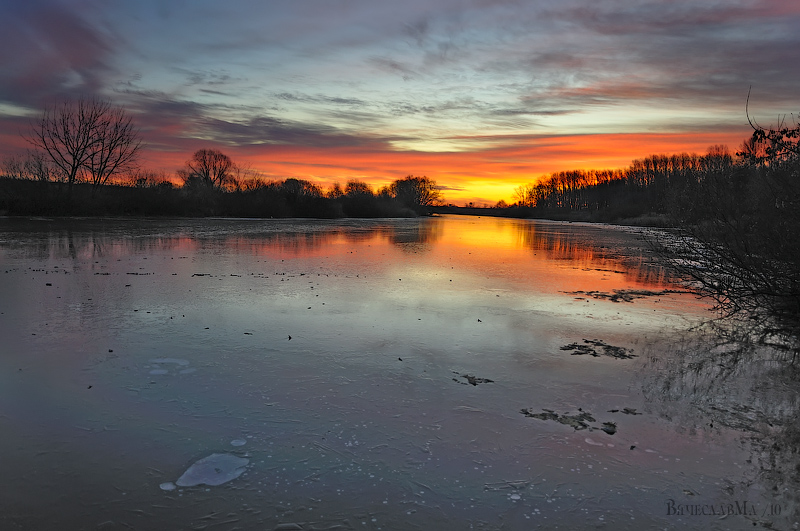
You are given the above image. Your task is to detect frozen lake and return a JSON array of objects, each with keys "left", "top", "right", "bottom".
[{"left": 0, "top": 215, "right": 793, "bottom": 530}]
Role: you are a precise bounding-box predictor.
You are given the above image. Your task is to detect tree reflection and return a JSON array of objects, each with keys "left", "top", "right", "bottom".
[
  {"left": 639, "top": 323, "right": 800, "bottom": 521},
  {"left": 1, "top": 218, "right": 444, "bottom": 260},
  {"left": 381, "top": 217, "right": 443, "bottom": 252},
  {"left": 514, "top": 222, "right": 672, "bottom": 285}
]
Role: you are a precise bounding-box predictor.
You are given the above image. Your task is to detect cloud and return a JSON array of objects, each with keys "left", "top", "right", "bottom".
[
  {"left": 198, "top": 116, "right": 387, "bottom": 149},
  {"left": 0, "top": 0, "right": 116, "bottom": 107},
  {"left": 368, "top": 57, "right": 420, "bottom": 81},
  {"left": 1, "top": 0, "right": 798, "bottom": 202}
]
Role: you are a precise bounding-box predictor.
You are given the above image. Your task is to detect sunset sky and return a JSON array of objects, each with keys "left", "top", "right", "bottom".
[{"left": 1, "top": 0, "right": 798, "bottom": 204}]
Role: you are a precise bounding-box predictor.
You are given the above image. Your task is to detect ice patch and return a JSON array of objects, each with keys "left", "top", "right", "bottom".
[
  {"left": 230, "top": 439, "right": 246, "bottom": 447},
  {"left": 584, "top": 437, "right": 605, "bottom": 447},
  {"left": 151, "top": 358, "right": 190, "bottom": 366},
  {"left": 175, "top": 453, "right": 249, "bottom": 487},
  {"left": 146, "top": 358, "right": 194, "bottom": 376},
  {"left": 159, "top": 482, "right": 176, "bottom": 491}
]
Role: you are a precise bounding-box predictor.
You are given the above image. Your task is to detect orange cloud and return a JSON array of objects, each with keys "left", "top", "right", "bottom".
[
  {"left": 2, "top": 121, "right": 753, "bottom": 206},
  {"left": 221, "top": 128, "right": 754, "bottom": 205}
]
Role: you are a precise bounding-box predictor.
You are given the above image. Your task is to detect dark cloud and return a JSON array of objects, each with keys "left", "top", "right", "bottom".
[
  {"left": 435, "top": 184, "right": 466, "bottom": 191},
  {"left": 526, "top": 1, "right": 800, "bottom": 110},
  {"left": 369, "top": 57, "right": 420, "bottom": 81},
  {"left": 199, "top": 116, "right": 380, "bottom": 148},
  {"left": 274, "top": 92, "right": 369, "bottom": 107},
  {"left": 1, "top": 0, "right": 798, "bottom": 178},
  {"left": 0, "top": 0, "right": 116, "bottom": 107}
]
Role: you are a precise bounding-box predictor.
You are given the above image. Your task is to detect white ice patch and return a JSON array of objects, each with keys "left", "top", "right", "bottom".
[
  {"left": 230, "top": 439, "right": 246, "bottom": 447},
  {"left": 151, "top": 358, "right": 190, "bottom": 366},
  {"left": 175, "top": 453, "right": 249, "bottom": 487},
  {"left": 147, "top": 358, "right": 193, "bottom": 376},
  {"left": 159, "top": 482, "right": 176, "bottom": 491},
  {"left": 584, "top": 437, "right": 605, "bottom": 447}
]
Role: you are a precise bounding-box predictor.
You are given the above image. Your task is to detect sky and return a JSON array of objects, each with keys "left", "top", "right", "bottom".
[{"left": 1, "top": 0, "right": 798, "bottom": 205}]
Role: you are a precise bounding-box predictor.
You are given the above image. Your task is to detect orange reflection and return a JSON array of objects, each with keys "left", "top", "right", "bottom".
[{"left": 426, "top": 215, "right": 676, "bottom": 292}]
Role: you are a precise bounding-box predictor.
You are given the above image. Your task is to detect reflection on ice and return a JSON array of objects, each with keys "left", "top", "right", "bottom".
[{"left": 1, "top": 215, "right": 794, "bottom": 529}]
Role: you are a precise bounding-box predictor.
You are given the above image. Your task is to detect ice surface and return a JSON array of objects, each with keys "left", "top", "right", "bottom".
[
  {"left": 150, "top": 358, "right": 190, "bottom": 366},
  {"left": 2, "top": 216, "right": 789, "bottom": 529},
  {"left": 175, "top": 453, "right": 249, "bottom": 487}
]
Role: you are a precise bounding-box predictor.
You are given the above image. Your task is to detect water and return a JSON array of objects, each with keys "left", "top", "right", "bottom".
[{"left": 0, "top": 215, "right": 794, "bottom": 530}]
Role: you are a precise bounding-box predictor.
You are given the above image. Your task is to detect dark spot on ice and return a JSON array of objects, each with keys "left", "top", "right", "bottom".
[
  {"left": 560, "top": 339, "right": 635, "bottom": 359},
  {"left": 563, "top": 288, "right": 686, "bottom": 303},
  {"left": 601, "top": 422, "right": 617, "bottom": 435},
  {"left": 520, "top": 408, "right": 596, "bottom": 430},
  {"left": 453, "top": 373, "right": 494, "bottom": 386}
]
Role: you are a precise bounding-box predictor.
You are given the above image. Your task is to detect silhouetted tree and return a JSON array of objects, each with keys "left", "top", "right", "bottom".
[
  {"left": 180, "top": 149, "right": 235, "bottom": 189},
  {"left": 344, "top": 179, "right": 373, "bottom": 197},
  {"left": 2, "top": 151, "right": 54, "bottom": 182},
  {"left": 327, "top": 182, "right": 344, "bottom": 199},
  {"left": 83, "top": 107, "right": 141, "bottom": 191},
  {"left": 26, "top": 97, "right": 141, "bottom": 195},
  {"left": 389, "top": 176, "right": 441, "bottom": 213},
  {"left": 663, "top": 122, "right": 800, "bottom": 353}
]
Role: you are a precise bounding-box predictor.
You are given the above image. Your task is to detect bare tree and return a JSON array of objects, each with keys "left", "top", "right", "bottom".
[
  {"left": 26, "top": 97, "right": 141, "bottom": 194},
  {"left": 2, "top": 154, "right": 26, "bottom": 180},
  {"left": 181, "top": 149, "right": 235, "bottom": 189},
  {"left": 84, "top": 105, "right": 141, "bottom": 190},
  {"left": 2, "top": 151, "right": 55, "bottom": 182}
]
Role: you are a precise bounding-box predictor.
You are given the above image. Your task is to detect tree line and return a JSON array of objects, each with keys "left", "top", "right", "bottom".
[
  {"left": 0, "top": 97, "right": 441, "bottom": 217},
  {"left": 509, "top": 120, "right": 799, "bottom": 354},
  {"left": 509, "top": 146, "right": 739, "bottom": 224}
]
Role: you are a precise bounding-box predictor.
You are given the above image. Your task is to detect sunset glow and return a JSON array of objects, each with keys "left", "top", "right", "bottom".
[{"left": 1, "top": 1, "right": 798, "bottom": 204}]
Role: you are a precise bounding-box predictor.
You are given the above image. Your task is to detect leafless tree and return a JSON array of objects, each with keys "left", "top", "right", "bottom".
[
  {"left": 84, "top": 105, "right": 141, "bottom": 190},
  {"left": 181, "top": 149, "right": 235, "bottom": 189},
  {"left": 25, "top": 97, "right": 141, "bottom": 194},
  {"left": 2, "top": 151, "right": 55, "bottom": 182}
]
